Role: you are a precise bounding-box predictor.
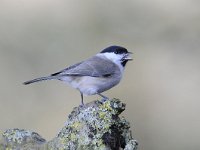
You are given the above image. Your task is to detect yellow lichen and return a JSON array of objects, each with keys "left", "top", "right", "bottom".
[
  {"left": 98, "top": 112, "right": 106, "bottom": 119},
  {"left": 70, "top": 133, "right": 76, "bottom": 141},
  {"left": 102, "top": 101, "right": 113, "bottom": 111},
  {"left": 72, "top": 122, "right": 81, "bottom": 129}
]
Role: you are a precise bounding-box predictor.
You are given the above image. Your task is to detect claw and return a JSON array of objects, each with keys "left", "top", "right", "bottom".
[{"left": 98, "top": 93, "right": 109, "bottom": 102}]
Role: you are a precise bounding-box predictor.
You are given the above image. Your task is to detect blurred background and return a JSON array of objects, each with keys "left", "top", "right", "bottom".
[{"left": 0, "top": 0, "right": 200, "bottom": 149}]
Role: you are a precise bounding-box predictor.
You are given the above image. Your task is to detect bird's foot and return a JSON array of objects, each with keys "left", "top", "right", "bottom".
[{"left": 97, "top": 93, "right": 109, "bottom": 103}]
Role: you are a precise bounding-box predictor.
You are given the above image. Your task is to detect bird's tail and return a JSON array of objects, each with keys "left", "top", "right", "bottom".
[{"left": 23, "top": 76, "right": 54, "bottom": 85}]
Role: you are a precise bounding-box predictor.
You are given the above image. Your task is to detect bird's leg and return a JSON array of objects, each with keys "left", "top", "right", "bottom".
[
  {"left": 97, "top": 93, "right": 109, "bottom": 102},
  {"left": 80, "top": 92, "right": 84, "bottom": 105}
]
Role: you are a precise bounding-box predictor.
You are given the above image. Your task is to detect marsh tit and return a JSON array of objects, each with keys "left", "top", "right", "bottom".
[{"left": 24, "top": 45, "right": 132, "bottom": 104}]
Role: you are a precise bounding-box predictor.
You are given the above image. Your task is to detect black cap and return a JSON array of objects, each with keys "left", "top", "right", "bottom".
[{"left": 100, "top": 46, "right": 128, "bottom": 54}]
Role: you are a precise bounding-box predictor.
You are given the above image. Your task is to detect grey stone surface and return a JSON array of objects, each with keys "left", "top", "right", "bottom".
[{"left": 0, "top": 99, "right": 137, "bottom": 150}]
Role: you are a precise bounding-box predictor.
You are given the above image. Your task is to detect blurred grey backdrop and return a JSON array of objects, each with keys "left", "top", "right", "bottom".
[{"left": 0, "top": 0, "right": 200, "bottom": 150}]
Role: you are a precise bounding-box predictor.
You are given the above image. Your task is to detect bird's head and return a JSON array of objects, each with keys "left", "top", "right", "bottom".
[{"left": 99, "top": 45, "right": 132, "bottom": 67}]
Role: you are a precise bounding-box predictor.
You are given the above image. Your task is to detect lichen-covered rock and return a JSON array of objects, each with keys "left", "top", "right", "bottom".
[
  {"left": 48, "top": 98, "right": 138, "bottom": 150},
  {"left": 0, "top": 99, "right": 138, "bottom": 150},
  {"left": 0, "top": 128, "right": 46, "bottom": 150}
]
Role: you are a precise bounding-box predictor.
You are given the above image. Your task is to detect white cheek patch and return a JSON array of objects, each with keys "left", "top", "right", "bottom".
[
  {"left": 103, "top": 53, "right": 122, "bottom": 62},
  {"left": 101, "top": 53, "right": 124, "bottom": 73}
]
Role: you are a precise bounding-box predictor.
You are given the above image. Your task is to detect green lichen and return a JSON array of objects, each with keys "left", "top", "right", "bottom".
[
  {"left": 0, "top": 129, "right": 46, "bottom": 150},
  {"left": 50, "top": 98, "right": 137, "bottom": 150},
  {"left": 0, "top": 99, "right": 137, "bottom": 150},
  {"left": 2, "top": 129, "right": 32, "bottom": 144}
]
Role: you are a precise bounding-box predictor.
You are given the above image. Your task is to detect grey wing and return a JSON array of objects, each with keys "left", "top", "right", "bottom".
[
  {"left": 51, "top": 62, "right": 82, "bottom": 76},
  {"left": 51, "top": 56, "right": 118, "bottom": 77}
]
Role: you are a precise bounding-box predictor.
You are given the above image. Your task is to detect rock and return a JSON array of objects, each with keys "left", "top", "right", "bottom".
[{"left": 0, "top": 99, "right": 138, "bottom": 150}]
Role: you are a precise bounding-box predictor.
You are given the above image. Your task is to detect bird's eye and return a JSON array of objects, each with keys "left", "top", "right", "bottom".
[{"left": 114, "top": 50, "right": 119, "bottom": 54}]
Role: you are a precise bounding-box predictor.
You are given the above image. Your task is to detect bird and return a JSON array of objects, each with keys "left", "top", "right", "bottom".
[{"left": 23, "top": 45, "right": 132, "bottom": 105}]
